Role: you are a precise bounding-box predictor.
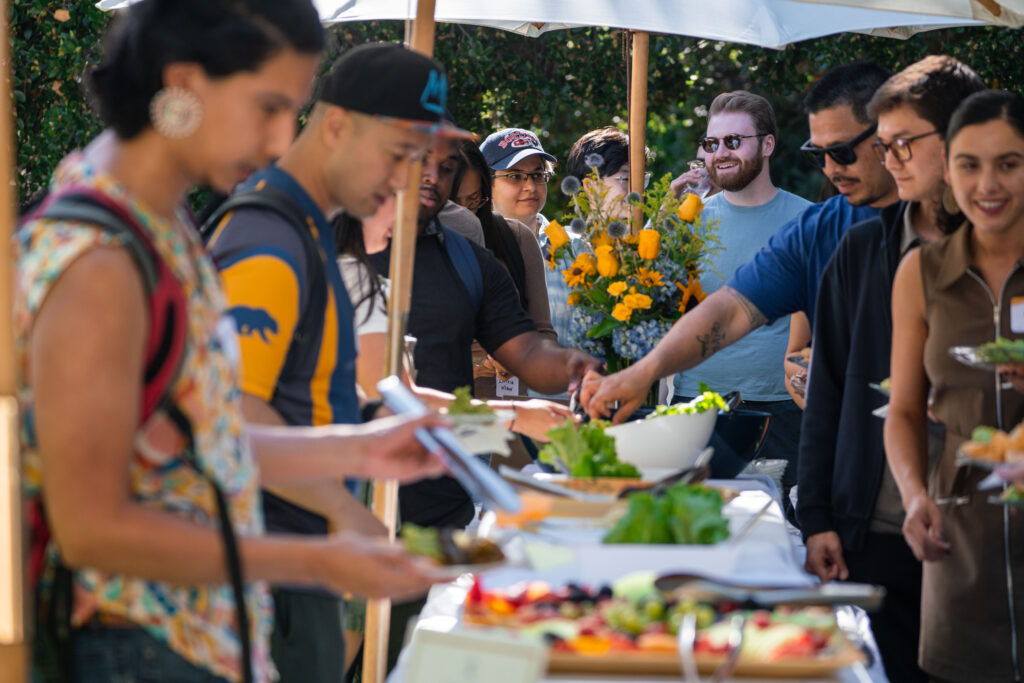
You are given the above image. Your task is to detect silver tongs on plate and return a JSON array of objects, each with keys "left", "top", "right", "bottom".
[{"left": 377, "top": 376, "right": 522, "bottom": 512}]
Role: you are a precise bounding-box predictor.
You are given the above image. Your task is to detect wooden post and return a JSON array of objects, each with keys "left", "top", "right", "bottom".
[
  {"left": 628, "top": 31, "right": 649, "bottom": 233},
  {"left": 363, "top": 2, "right": 436, "bottom": 682},
  {"left": 0, "top": 0, "right": 27, "bottom": 680}
]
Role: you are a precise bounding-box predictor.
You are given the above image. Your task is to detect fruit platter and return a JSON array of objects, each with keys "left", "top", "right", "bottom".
[{"left": 461, "top": 576, "right": 865, "bottom": 677}]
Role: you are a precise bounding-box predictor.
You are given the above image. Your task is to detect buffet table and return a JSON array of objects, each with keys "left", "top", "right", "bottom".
[{"left": 388, "top": 479, "right": 887, "bottom": 683}]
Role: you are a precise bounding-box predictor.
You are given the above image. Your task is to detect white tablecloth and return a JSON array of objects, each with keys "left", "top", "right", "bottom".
[{"left": 388, "top": 479, "right": 888, "bottom": 683}]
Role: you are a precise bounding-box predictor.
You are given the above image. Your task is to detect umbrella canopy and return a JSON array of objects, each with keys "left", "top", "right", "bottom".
[
  {"left": 97, "top": 0, "right": 1018, "bottom": 47},
  {"left": 310, "top": 0, "right": 1015, "bottom": 46}
]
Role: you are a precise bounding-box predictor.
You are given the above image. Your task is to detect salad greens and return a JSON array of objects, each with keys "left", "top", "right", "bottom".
[
  {"left": 972, "top": 425, "right": 997, "bottom": 444},
  {"left": 448, "top": 386, "right": 495, "bottom": 415},
  {"left": 976, "top": 337, "right": 1024, "bottom": 365},
  {"left": 647, "top": 383, "right": 729, "bottom": 419},
  {"left": 603, "top": 483, "right": 730, "bottom": 545},
  {"left": 539, "top": 419, "right": 640, "bottom": 478}
]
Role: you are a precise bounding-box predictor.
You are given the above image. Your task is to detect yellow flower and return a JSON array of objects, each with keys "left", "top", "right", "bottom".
[
  {"left": 595, "top": 245, "right": 619, "bottom": 278},
  {"left": 623, "top": 293, "right": 653, "bottom": 310},
  {"left": 621, "top": 233, "right": 640, "bottom": 246},
  {"left": 576, "top": 252, "right": 597, "bottom": 277},
  {"left": 635, "top": 267, "right": 665, "bottom": 288},
  {"left": 591, "top": 230, "right": 614, "bottom": 249},
  {"left": 612, "top": 303, "right": 633, "bottom": 322},
  {"left": 544, "top": 219, "right": 570, "bottom": 251},
  {"left": 563, "top": 265, "right": 587, "bottom": 288},
  {"left": 567, "top": 292, "right": 582, "bottom": 306},
  {"left": 607, "top": 281, "right": 628, "bottom": 297},
  {"left": 677, "top": 193, "right": 703, "bottom": 223},
  {"left": 677, "top": 275, "right": 708, "bottom": 312},
  {"left": 637, "top": 229, "right": 661, "bottom": 260}
]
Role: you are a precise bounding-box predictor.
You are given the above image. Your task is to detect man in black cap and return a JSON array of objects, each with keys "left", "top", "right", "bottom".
[{"left": 206, "top": 43, "right": 468, "bottom": 683}]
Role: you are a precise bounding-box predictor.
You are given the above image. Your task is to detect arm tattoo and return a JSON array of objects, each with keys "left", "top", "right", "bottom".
[
  {"left": 723, "top": 285, "right": 768, "bottom": 328},
  {"left": 696, "top": 321, "right": 726, "bottom": 359}
]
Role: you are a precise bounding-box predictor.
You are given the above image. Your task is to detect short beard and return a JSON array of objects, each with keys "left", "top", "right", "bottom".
[{"left": 709, "top": 152, "right": 764, "bottom": 192}]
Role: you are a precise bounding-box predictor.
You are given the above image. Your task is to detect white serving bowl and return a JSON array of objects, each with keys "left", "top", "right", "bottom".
[{"left": 605, "top": 409, "right": 718, "bottom": 476}]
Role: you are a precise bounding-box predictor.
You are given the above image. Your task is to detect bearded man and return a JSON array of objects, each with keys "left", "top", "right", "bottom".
[{"left": 670, "top": 91, "right": 811, "bottom": 489}]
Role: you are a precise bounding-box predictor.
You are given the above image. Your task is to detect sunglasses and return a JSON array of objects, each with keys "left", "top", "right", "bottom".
[
  {"left": 872, "top": 130, "right": 941, "bottom": 164},
  {"left": 699, "top": 133, "right": 768, "bottom": 154},
  {"left": 611, "top": 172, "right": 653, "bottom": 189},
  {"left": 492, "top": 171, "right": 552, "bottom": 185},
  {"left": 800, "top": 124, "right": 877, "bottom": 168}
]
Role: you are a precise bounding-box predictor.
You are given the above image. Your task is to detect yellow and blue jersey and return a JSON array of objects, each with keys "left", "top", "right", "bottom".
[{"left": 207, "top": 166, "right": 359, "bottom": 535}]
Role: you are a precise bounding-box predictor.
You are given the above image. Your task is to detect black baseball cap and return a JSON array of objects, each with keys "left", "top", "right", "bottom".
[
  {"left": 480, "top": 128, "right": 557, "bottom": 170},
  {"left": 319, "top": 43, "right": 472, "bottom": 138}
]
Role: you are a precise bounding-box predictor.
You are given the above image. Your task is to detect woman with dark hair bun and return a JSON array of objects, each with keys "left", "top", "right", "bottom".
[
  {"left": 886, "top": 89, "right": 1024, "bottom": 683},
  {"left": 16, "top": 2, "right": 447, "bottom": 681}
]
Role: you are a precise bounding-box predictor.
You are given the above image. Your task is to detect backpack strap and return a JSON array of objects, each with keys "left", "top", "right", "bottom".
[
  {"left": 36, "top": 188, "right": 187, "bottom": 422},
  {"left": 202, "top": 185, "right": 327, "bottom": 382},
  {"left": 440, "top": 225, "right": 483, "bottom": 314}
]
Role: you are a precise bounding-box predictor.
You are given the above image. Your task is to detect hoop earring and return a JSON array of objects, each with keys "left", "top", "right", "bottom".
[
  {"left": 942, "top": 186, "right": 960, "bottom": 215},
  {"left": 149, "top": 87, "right": 202, "bottom": 139}
]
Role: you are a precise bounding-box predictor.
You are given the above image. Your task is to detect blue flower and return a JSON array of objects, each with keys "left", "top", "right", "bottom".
[
  {"left": 567, "top": 308, "right": 608, "bottom": 361},
  {"left": 611, "top": 319, "right": 673, "bottom": 361},
  {"left": 560, "top": 176, "right": 582, "bottom": 196}
]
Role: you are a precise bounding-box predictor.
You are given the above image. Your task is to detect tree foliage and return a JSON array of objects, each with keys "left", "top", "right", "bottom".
[{"left": 11, "top": 3, "right": 1023, "bottom": 213}]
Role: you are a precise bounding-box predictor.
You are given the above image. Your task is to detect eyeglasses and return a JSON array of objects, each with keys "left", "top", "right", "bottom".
[
  {"left": 611, "top": 172, "right": 653, "bottom": 189},
  {"left": 871, "top": 130, "right": 941, "bottom": 164},
  {"left": 688, "top": 159, "right": 706, "bottom": 171},
  {"left": 699, "top": 133, "right": 768, "bottom": 154},
  {"left": 800, "top": 124, "right": 877, "bottom": 168},
  {"left": 492, "top": 170, "right": 552, "bottom": 185},
  {"left": 459, "top": 192, "right": 487, "bottom": 212}
]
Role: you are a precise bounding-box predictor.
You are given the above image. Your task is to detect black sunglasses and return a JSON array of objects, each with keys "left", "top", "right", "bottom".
[
  {"left": 800, "top": 124, "right": 877, "bottom": 168},
  {"left": 699, "top": 133, "right": 768, "bottom": 154}
]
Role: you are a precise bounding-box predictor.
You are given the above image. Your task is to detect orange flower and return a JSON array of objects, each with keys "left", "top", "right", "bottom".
[
  {"left": 576, "top": 252, "right": 597, "bottom": 277},
  {"left": 563, "top": 265, "right": 588, "bottom": 288},
  {"left": 591, "top": 230, "right": 614, "bottom": 249},
  {"left": 607, "top": 281, "right": 628, "bottom": 297},
  {"left": 623, "top": 293, "right": 653, "bottom": 311},
  {"left": 677, "top": 275, "right": 707, "bottom": 311},
  {"left": 635, "top": 267, "right": 665, "bottom": 288},
  {"left": 637, "top": 229, "right": 661, "bottom": 260},
  {"left": 612, "top": 303, "right": 633, "bottom": 322},
  {"left": 677, "top": 193, "right": 703, "bottom": 223},
  {"left": 544, "top": 219, "right": 570, "bottom": 251},
  {"left": 567, "top": 292, "right": 582, "bottom": 306},
  {"left": 595, "top": 245, "right": 619, "bottom": 278}
]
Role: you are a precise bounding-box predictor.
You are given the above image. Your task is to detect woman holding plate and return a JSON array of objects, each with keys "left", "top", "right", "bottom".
[{"left": 885, "top": 89, "right": 1024, "bottom": 683}]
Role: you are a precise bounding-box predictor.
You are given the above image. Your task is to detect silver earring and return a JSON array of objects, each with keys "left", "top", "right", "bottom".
[
  {"left": 149, "top": 87, "right": 202, "bottom": 139},
  {"left": 942, "top": 186, "right": 960, "bottom": 215}
]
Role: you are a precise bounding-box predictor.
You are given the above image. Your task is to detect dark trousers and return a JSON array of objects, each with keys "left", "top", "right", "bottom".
[
  {"left": 845, "top": 532, "right": 927, "bottom": 683},
  {"left": 271, "top": 588, "right": 345, "bottom": 683},
  {"left": 73, "top": 626, "right": 230, "bottom": 682}
]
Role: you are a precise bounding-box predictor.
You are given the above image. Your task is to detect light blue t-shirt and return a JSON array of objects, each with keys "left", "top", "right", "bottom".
[{"left": 674, "top": 189, "right": 812, "bottom": 402}]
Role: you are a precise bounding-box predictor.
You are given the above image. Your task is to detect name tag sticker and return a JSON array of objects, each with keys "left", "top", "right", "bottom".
[
  {"left": 405, "top": 626, "right": 547, "bottom": 683},
  {"left": 496, "top": 375, "right": 520, "bottom": 397},
  {"left": 1012, "top": 297, "right": 1024, "bottom": 333}
]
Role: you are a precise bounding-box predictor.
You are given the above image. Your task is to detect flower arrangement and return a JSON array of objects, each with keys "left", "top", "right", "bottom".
[{"left": 545, "top": 163, "right": 719, "bottom": 372}]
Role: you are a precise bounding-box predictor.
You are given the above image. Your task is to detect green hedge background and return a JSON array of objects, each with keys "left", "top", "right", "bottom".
[{"left": 12, "top": 2, "right": 1024, "bottom": 212}]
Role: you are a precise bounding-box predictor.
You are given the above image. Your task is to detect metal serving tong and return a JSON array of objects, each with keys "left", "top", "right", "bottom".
[
  {"left": 377, "top": 375, "right": 522, "bottom": 512},
  {"left": 658, "top": 573, "right": 885, "bottom": 683},
  {"left": 616, "top": 446, "right": 715, "bottom": 498}
]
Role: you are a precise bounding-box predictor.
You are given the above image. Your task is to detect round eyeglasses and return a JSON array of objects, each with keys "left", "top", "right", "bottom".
[{"left": 872, "top": 130, "right": 941, "bottom": 164}]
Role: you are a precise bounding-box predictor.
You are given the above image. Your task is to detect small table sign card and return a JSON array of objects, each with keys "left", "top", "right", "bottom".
[{"left": 405, "top": 626, "right": 547, "bottom": 683}]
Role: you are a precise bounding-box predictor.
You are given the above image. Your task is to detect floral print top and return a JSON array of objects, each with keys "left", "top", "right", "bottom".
[{"left": 15, "top": 151, "right": 275, "bottom": 682}]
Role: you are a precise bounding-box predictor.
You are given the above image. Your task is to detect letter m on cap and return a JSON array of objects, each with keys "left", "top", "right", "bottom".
[{"left": 420, "top": 70, "right": 448, "bottom": 116}]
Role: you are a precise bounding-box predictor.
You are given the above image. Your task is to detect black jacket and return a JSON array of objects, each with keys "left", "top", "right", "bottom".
[{"left": 797, "top": 202, "right": 907, "bottom": 551}]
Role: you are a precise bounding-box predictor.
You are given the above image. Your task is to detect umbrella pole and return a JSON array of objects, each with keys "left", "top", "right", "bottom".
[
  {"left": 0, "top": 0, "right": 27, "bottom": 679},
  {"left": 627, "top": 31, "right": 649, "bottom": 233},
  {"left": 363, "top": 3, "right": 436, "bottom": 683}
]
